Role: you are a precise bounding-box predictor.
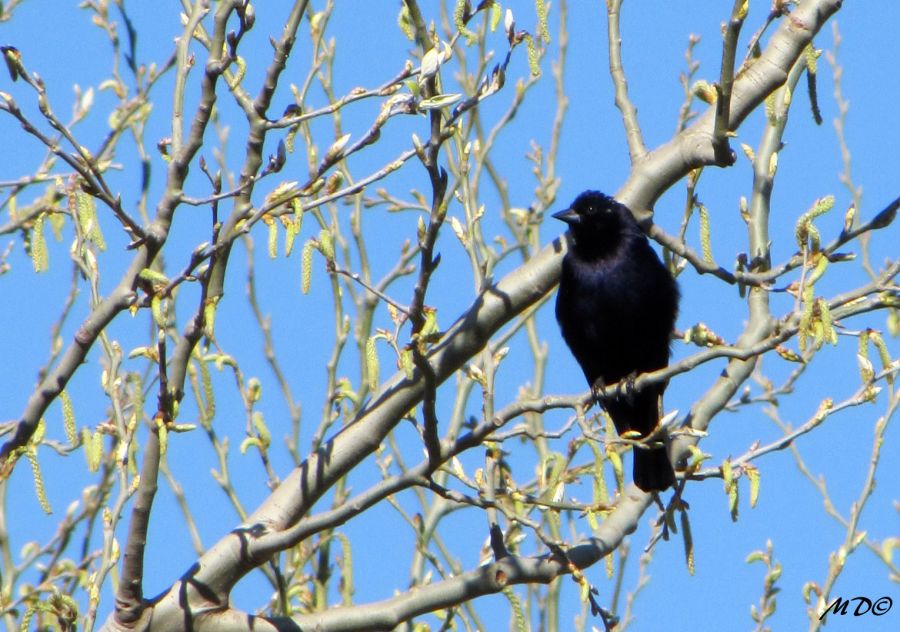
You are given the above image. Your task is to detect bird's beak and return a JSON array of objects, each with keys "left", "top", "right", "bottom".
[{"left": 552, "top": 208, "right": 580, "bottom": 225}]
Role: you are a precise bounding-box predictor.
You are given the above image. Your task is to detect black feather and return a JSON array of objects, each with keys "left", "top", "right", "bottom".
[{"left": 554, "top": 191, "right": 679, "bottom": 492}]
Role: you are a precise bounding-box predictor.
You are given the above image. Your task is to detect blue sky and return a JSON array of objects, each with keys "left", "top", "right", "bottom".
[{"left": 2, "top": 2, "right": 898, "bottom": 631}]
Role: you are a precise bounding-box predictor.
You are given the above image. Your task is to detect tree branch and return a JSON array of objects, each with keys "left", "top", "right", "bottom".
[
  {"left": 711, "top": 0, "right": 748, "bottom": 166},
  {"left": 606, "top": 0, "right": 646, "bottom": 161}
]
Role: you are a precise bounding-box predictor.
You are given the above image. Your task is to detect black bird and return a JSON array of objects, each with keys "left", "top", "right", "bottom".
[{"left": 554, "top": 191, "right": 679, "bottom": 492}]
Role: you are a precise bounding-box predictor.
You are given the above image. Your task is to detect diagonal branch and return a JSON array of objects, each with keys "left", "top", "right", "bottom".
[{"left": 284, "top": 492, "right": 649, "bottom": 632}]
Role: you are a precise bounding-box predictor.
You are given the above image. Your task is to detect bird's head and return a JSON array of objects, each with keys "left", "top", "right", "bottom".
[{"left": 553, "top": 190, "right": 636, "bottom": 255}]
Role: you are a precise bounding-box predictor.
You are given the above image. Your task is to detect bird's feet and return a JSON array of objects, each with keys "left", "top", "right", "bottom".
[
  {"left": 619, "top": 371, "right": 639, "bottom": 404},
  {"left": 591, "top": 373, "right": 639, "bottom": 404}
]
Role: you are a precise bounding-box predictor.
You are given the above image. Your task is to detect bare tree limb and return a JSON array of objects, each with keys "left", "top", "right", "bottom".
[{"left": 606, "top": 0, "right": 646, "bottom": 161}]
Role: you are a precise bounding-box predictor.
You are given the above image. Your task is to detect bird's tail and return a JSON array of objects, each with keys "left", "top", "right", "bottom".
[{"left": 632, "top": 445, "right": 675, "bottom": 492}]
